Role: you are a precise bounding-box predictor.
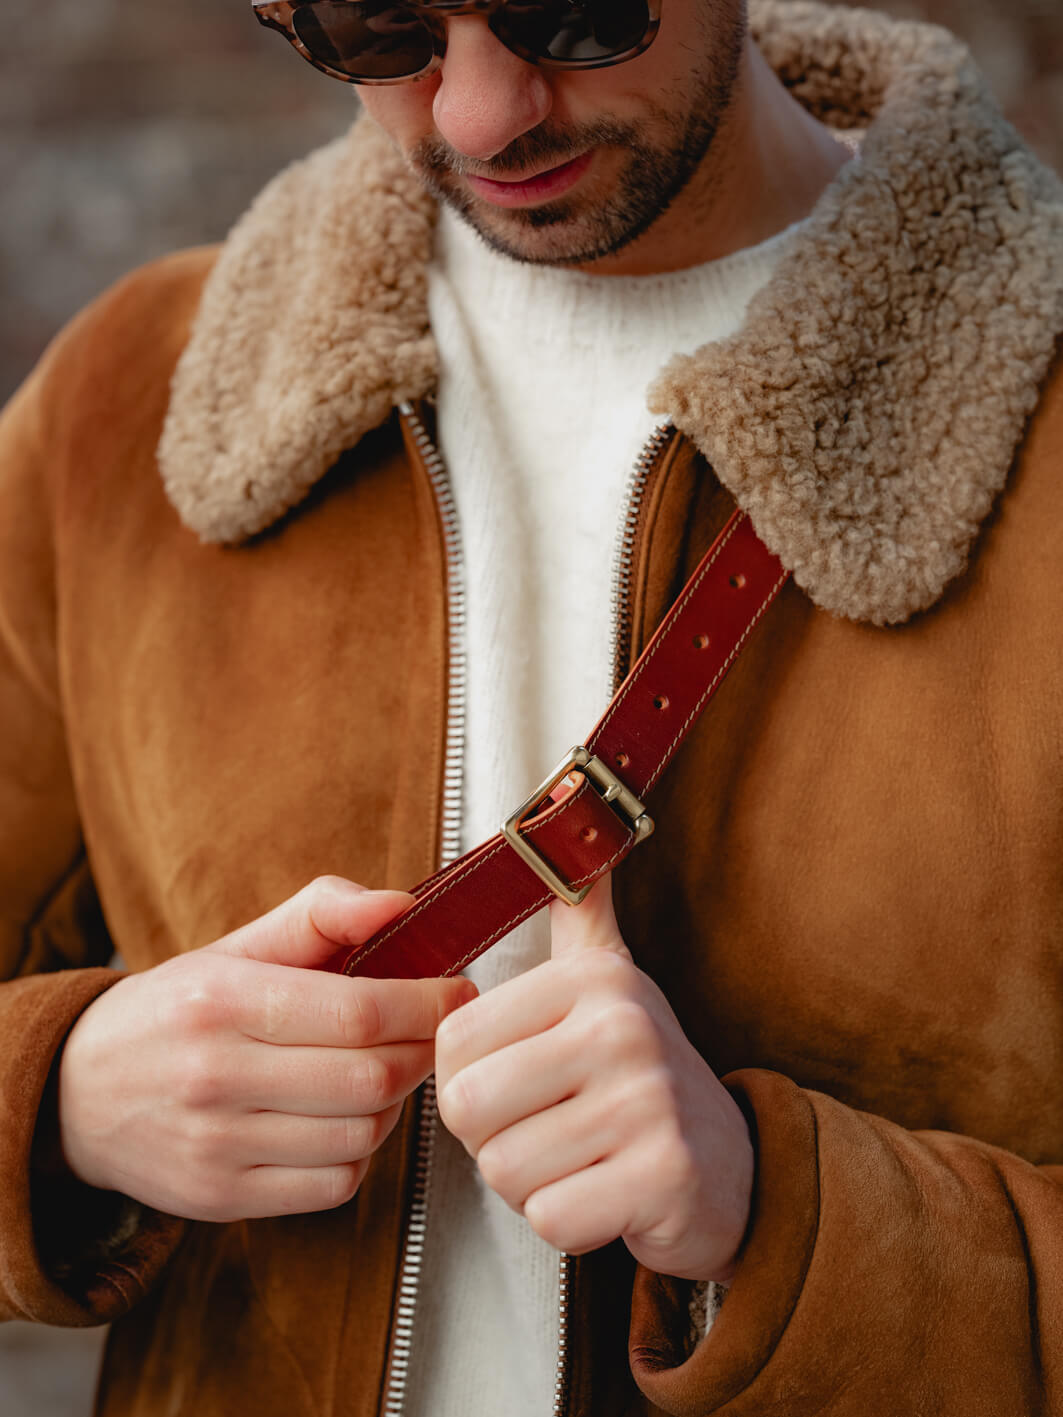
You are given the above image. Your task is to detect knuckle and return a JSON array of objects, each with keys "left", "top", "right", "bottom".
[
  {"left": 442, "top": 976, "right": 477, "bottom": 1015},
  {"left": 523, "top": 1191, "right": 568, "bottom": 1251},
  {"left": 624, "top": 1064, "right": 677, "bottom": 1120},
  {"left": 476, "top": 1138, "right": 516, "bottom": 1198},
  {"left": 353, "top": 1053, "right": 395, "bottom": 1112},
  {"left": 365, "top": 1102, "right": 403, "bottom": 1155},
  {"left": 184, "top": 1114, "right": 230, "bottom": 1170},
  {"left": 305, "top": 873, "right": 349, "bottom": 903},
  {"left": 176, "top": 1043, "right": 226, "bottom": 1109},
  {"left": 341, "top": 985, "right": 383, "bottom": 1048},
  {"left": 322, "top": 1162, "right": 367, "bottom": 1210},
  {"left": 587, "top": 998, "right": 657, "bottom": 1064},
  {"left": 435, "top": 1003, "right": 471, "bottom": 1060},
  {"left": 436, "top": 1073, "right": 476, "bottom": 1136},
  {"left": 578, "top": 947, "right": 636, "bottom": 993},
  {"left": 167, "top": 978, "right": 226, "bottom": 1038},
  {"left": 341, "top": 1113, "right": 378, "bottom": 1158},
  {"left": 256, "top": 977, "right": 292, "bottom": 1044}
]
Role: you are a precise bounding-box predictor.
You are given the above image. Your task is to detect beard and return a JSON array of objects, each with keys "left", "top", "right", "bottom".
[{"left": 407, "top": 11, "right": 746, "bottom": 267}]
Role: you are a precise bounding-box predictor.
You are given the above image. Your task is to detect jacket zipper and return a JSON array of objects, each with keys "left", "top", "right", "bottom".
[
  {"left": 552, "top": 420, "right": 676, "bottom": 1417},
  {"left": 609, "top": 423, "right": 675, "bottom": 691},
  {"left": 385, "top": 408, "right": 674, "bottom": 1417},
  {"left": 400, "top": 401, "right": 467, "bottom": 867},
  {"left": 379, "top": 403, "right": 467, "bottom": 1417},
  {"left": 382, "top": 1075, "right": 438, "bottom": 1416}
]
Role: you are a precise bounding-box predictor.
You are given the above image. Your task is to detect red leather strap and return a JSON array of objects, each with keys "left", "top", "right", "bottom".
[{"left": 330, "top": 511, "right": 788, "bottom": 980}]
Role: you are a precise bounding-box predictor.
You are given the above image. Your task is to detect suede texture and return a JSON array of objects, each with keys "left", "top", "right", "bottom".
[{"left": 2, "top": 3, "right": 1063, "bottom": 1414}]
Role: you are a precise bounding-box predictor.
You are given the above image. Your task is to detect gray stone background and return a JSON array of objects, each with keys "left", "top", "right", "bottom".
[{"left": 1, "top": 0, "right": 1061, "bottom": 1412}]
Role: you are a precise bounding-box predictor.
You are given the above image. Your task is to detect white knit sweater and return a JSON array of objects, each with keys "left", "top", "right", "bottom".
[{"left": 404, "top": 205, "right": 799, "bottom": 1417}]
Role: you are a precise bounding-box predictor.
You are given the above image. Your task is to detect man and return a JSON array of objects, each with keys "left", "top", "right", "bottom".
[{"left": 1, "top": 0, "right": 1061, "bottom": 1413}]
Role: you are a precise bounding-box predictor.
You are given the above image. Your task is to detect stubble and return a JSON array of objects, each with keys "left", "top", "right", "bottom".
[{"left": 409, "top": 3, "right": 747, "bottom": 267}]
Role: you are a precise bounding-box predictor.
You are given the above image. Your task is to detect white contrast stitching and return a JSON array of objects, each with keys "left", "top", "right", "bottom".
[
  {"left": 594, "top": 513, "right": 745, "bottom": 743},
  {"left": 440, "top": 836, "right": 636, "bottom": 976},
  {"left": 344, "top": 517, "right": 785, "bottom": 977},
  {"left": 345, "top": 784, "right": 613, "bottom": 971},
  {"left": 643, "top": 571, "right": 788, "bottom": 793}
]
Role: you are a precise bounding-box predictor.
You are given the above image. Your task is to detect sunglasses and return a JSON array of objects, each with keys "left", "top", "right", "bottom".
[{"left": 253, "top": 0, "right": 662, "bottom": 86}]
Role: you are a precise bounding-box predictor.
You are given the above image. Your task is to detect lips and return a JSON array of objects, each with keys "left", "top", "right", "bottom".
[{"left": 465, "top": 150, "right": 594, "bottom": 208}]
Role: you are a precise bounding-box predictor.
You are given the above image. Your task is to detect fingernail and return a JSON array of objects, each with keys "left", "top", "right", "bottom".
[{"left": 365, "top": 888, "right": 415, "bottom": 901}]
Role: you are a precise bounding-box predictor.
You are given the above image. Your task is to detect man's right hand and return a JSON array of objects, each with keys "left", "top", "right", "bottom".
[{"left": 56, "top": 877, "right": 474, "bottom": 1222}]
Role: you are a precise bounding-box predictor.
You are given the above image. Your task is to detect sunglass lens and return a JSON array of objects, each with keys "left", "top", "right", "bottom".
[
  {"left": 498, "top": 0, "right": 652, "bottom": 63},
  {"left": 292, "top": 1, "right": 434, "bottom": 79}
]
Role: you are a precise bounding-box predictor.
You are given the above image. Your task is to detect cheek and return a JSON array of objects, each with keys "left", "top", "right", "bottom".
[
  {"left": 544, "top": 66, "right": 656, "bottom": 133},
  {"left": 358, "top": 77, "right": 441, "bottom": 151}
]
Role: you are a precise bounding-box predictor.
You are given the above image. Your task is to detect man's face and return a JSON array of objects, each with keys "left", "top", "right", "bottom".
[{"left": 357, "top": 1, "right": 747, "bottom": 269}]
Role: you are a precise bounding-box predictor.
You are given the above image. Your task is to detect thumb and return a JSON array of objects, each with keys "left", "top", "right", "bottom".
[
  {"left": 207, "top": 876, "right": 414, "bottom": 969},
  {"left": 549, "top": 875, "right": 631, "bottom": 961}
]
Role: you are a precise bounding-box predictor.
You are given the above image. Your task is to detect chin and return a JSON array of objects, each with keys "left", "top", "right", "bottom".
[
  {"left": 465, "top": 207, "right": 595, "bottom": 266},
  {"left": 448, "top": 187, "right": 657, "bottom": 269}
]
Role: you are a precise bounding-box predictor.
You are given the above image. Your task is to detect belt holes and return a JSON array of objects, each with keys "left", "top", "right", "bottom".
[
  {"left": 693, "top": 633, "right": 710, "bottom": 650},
  {"left": 729, "top": 572, "right": 747, "bottom": 590},
  {"left": 615, "top": 751, "right": 630, "bottom": 769},
  {"left": 580, "top": 826, "right": 598, "bottom": 843},
  {"left": 653, "top": 694, "right": 669, "bottom": 711}
]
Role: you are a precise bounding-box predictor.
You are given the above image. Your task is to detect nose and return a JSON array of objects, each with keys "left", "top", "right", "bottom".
[{"left": 431, "top": 16, "right": 553, "bottom": 162}]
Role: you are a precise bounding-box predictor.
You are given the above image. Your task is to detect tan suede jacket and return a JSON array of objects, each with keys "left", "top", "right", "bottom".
[{"left": 2, "top": 3, "right": 1063, "bottom": 1414}]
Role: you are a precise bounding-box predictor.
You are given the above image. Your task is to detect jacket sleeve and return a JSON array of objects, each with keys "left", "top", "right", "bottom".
[
  {"left": 628, "top": 1067, "right": 1058, "bottom": 1414},
  {"left": 0, "top": 321, "right": 184, "bottom": 1328}
]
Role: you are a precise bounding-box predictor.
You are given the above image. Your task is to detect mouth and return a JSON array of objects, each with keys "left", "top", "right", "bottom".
[{"left": 464, "top": 150, "right": 595, "bottom": 209}]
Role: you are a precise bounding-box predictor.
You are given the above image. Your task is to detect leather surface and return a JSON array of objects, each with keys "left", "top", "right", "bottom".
[{"left": 333, "top": 513, "right": 787, "bottom": 981}]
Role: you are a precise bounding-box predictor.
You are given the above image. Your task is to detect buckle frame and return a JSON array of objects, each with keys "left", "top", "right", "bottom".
[{"left": 502, "top": 746, "right": 655, "bottom": 906}]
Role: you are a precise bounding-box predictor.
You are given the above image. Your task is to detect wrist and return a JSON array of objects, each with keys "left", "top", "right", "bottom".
[
  {"left": 54, "top": 998, "right": 114, "bottom": 1193},
  {"left": 702, "top": 1113, "right": 755, "bottom": 1284}
]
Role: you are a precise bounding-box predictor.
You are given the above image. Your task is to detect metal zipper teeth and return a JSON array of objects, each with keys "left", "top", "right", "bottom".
[
  {"left": 551, "top": 1252, "right": 573, "bottom": 1417},
  {"left": 608, "top": 423, "right": 674, "bottom": 692},
  {"left": 382, "top": 403, "right": 467, "bottom": 1417},
  {"left": 551, "top": 422, "right": 675, "bottom": 1417},
  {"left": 382, "top": 1075, "right": 438, "bottom": 1417},
  {"left": 399, "top": 402, "right": 467, "bottom": 868}
]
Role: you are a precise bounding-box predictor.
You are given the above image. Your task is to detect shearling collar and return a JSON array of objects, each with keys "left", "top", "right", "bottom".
[{"left": 158, "top": 0, "right": 1063, "bottom": 625}]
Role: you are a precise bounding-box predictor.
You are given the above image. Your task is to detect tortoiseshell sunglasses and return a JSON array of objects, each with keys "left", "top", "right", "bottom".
[{"left": 253, "top": 0, "right": 662, "bottom": 85}]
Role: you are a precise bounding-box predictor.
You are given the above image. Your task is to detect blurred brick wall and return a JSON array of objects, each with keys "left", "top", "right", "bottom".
[
  {"left": 1, "top": 0, "right": 354, "bottom": 403},
  {"left": 835, "top": 0, "right": 1063, "bottom": 163},
  {"left": 2, "top": 0, "right": 1061, "bottom": 404}
]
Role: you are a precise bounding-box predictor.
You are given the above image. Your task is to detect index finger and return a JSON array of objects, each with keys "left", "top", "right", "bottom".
[{"left": 229, "top": 961, "right": 477, "bottom": 1049}]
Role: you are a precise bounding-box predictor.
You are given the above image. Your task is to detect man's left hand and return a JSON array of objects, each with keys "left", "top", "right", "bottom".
[{"left": 434, "top": 879, "right": 754, "bottom": 1282}]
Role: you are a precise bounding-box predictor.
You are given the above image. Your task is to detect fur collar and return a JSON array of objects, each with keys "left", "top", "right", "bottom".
[{"left": 159, "top": 0, "right": 1063, "bottom": 624}]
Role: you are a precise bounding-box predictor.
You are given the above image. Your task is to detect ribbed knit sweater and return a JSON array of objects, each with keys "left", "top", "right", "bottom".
[{"left": 405, "top": 204, "right": 800, "bottom": 1417}]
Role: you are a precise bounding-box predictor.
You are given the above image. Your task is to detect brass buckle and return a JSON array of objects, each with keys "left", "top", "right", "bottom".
[{"left": 502, "top": 746, "right": 655, "bottom": 906}]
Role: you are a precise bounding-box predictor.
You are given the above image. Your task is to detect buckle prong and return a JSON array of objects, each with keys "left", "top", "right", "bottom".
[{"left": 502, "top": 746, "right": 654, "bottom": 906}]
